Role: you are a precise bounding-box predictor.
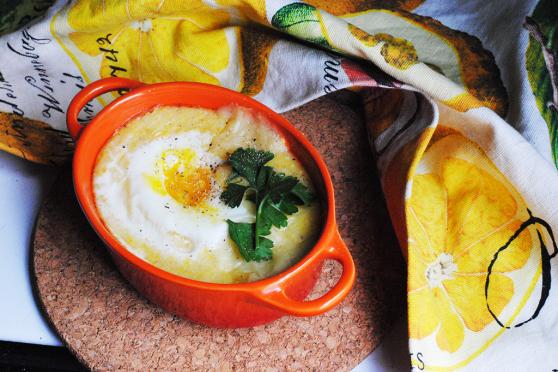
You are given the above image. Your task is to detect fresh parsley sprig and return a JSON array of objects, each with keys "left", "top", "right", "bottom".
[{"left": 220, "top": 148, "right": 314, "bottom": 262}]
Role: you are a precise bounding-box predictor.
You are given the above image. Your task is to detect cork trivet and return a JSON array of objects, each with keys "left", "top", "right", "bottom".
[{"left": 32, "top": 93, "right": 405, "bottom": 371}]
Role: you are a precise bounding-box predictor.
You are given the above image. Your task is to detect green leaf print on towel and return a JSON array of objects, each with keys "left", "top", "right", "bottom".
[
  {"left": 524, "top": 0, "right": 558, "bottom": 165},
  {"left": 271, "top": 3, "right": 330, "bottom": 47}
]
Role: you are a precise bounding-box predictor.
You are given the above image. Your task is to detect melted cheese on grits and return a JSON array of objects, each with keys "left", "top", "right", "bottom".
[{"left": 93, "top": 106, "right": 321, "bottom": 283}]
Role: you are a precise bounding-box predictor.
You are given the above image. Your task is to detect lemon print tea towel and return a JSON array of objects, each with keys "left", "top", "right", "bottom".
[{"left": 1, "top": 0, "right": 558, "bottom": 370}]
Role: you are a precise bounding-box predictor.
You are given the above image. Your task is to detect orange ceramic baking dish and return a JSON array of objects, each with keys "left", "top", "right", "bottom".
[{"left": 67, "top": 77, "right": 356, "bottom": 328}]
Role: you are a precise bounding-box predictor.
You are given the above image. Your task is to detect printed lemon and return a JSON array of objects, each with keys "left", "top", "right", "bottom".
[
  {"left": 407, "top": 131, "right": 532, "bottom": 352},
  {"left": 347, "top": 9, "right": 508, "bottom": 116},
  {"left": 349, "top": 24, "right": 418, "bottom": 69},
  {"left": 66, "top": 0, "right": 232, "bottom": 85}
]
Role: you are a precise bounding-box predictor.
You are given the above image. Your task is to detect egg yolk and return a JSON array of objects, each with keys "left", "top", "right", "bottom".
[{"left": 145, "top": 148, "right": 213, "bottom": 207}]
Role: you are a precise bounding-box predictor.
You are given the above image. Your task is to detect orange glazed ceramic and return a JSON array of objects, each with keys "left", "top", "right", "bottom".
[{"left": 67, "top": 77, "right": 356, "bottom": 328}]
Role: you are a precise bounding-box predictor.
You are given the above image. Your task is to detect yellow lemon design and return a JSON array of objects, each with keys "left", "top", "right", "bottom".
[
  {"left": 407, "top": 131, "right": 532, "bottom": 352},
  {"left": 66, "top": 0, "right": 232, "bottom": 85},
  {"left": 346, "top": 10, "right": 508, "bottom": 116},
  {"left": 348, "top": 24, "right": 418, "bottom": 69}
]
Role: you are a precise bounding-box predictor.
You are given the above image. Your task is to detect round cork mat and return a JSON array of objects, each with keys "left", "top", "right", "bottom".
[{"left": 32, "top": 93, "right": 405, "bottom": 371}]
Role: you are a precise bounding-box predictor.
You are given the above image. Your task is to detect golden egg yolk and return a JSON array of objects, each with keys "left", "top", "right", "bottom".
[{"left": 145, "top": 148, "right": 213, "bottom": 207}]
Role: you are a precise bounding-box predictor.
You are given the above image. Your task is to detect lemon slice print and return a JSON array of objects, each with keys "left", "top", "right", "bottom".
[
  {"left": 407, "top": 130, "right": 534, "bottom": 353},
  {"left": 66, "top": 0, "right": 234, "bottom": 86}
]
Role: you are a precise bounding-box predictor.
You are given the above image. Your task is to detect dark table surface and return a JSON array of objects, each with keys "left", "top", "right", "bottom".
[{"left": 0, "top": 341, "right": 84, "bottom": 371}]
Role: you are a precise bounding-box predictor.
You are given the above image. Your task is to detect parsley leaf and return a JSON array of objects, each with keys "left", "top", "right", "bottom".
[
  {"left": 291, "top": 183, "right": 314, "bottom": 205},
  {"left": 229, "top": 148, "right": 274, "bottom": 186},
  {"left": 225, "top": 220, "right": 273, "bottom": 261},
  {"left": 260, "top": 199, "right": 289, "bottom": 229},
  {"left": 221, "top": 147, "right": 314, "bottom": 262},
  {"left": 277, "top": 196, "right": 299, "bottom": 214},
  {"left": 220, "top": 183, "right": 248, "bottom": 208}
]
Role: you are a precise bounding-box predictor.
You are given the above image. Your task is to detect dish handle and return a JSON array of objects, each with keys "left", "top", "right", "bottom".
[
  {"left": 257, "top": 230, "right": 356, "bottom": 317},
  {"left": 66, "top": 77, "right": 145, "bottom": 141}
]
